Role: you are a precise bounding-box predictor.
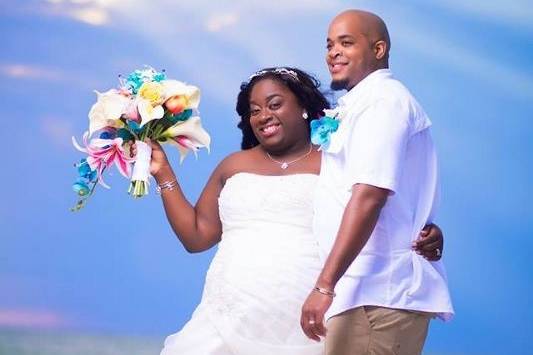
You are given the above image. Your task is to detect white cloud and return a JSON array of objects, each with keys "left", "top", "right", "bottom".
[
  {"left": 22, "top": 0, "right": 532, "bottom": 103},
  {"left": 0, "top": 308, "right": 68, "bottom": 328},
  {"left": 24, "top": 0, "right": 120, "bottom": 26},
  {"left": 0, "top": 63, "right": 101, "bottom": 89},
  {"left": 69, "top": 6, "right": 109, "bottom": 25},
  {"left": 205, "top": 12, "right": 239, "bottom": 32},
  {"left": 428, "top": 0, "right": 533, "bottom": 31},
  {"left": 383, "top": 3, "right": 533, "bottom": 101},
  {"left": 403, "top": 37, "right": 533, "bottom": 100},
  {"left": 100, "top": 0, "right": 344, "bottom": 105},
  {"left": 0, "top": 64, "right": 65, "bottom": 81}
]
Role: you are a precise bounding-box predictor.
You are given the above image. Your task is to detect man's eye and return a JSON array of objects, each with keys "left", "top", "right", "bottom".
[{"left": 342, "top": 41, "right": 353, "bottom": 47}]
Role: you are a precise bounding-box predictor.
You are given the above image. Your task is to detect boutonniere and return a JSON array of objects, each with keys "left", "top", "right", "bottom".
[{"left": 310, "top": 109, "right": 340, "bottom": 150}]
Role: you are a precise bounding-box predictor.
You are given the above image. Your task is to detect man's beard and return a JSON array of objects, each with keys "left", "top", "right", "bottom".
[{"left": 330, "top": 78, "right": 349, "bottom": 91}]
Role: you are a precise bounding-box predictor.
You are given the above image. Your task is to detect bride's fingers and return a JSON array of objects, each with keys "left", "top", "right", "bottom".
[
  {"left": 152, "top": 140, "right": 164, "bottom": 151},
  {"left": 145, "top": 138, "right": 162, "bottom": 151}
]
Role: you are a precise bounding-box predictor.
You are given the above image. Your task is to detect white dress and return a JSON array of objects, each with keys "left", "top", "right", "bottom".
[{"left": 161, "top": 172, "right": 324, "bottom": 355}]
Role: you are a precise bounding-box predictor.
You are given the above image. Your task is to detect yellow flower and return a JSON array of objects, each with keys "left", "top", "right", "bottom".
[
  {"left": 138, "top": 82, "right": 164, "bottom": 106},
  {"left": 137, "top": 82, "right": 166, "bottom": 127}
]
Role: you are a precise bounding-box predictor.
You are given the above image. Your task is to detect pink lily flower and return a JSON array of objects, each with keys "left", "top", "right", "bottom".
[{"left": 72, "top": 132, "right": 134, "bottom": 188}]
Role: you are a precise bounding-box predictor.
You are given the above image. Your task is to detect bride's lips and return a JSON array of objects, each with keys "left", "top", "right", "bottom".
[{"left": 258, "top": 123, "right": 281, "bottom": 138}]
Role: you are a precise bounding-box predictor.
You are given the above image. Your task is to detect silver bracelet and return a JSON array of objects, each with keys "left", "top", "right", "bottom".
[
  {"left": 313, "top": 286, "right": 336, "bottom": 298},
  {"left": 156, "top": 179, "right": 178, "bottom": 194}
]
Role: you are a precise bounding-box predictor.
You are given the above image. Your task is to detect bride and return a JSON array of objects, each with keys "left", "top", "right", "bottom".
[{"left": 135, "top": 67, "right": 443, "bottom": 355}]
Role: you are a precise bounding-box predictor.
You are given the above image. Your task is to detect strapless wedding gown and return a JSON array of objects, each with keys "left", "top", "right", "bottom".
[{"left": 161, "top": 172, "right": 324, "bottom": 355}]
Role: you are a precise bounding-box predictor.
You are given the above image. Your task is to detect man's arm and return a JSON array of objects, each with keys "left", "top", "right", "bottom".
[{"left": 300, "top": 183, "right": 388, "bottom": 341}]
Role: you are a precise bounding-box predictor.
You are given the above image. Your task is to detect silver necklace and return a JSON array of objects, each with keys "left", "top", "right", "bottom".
[{"left": 265, "top": 144, "right": 313, "bottom": 170}]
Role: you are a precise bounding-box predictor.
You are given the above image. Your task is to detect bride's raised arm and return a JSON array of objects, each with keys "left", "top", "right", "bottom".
[{"left": 137, "top": 139, "right": 225, "bottom": 253}]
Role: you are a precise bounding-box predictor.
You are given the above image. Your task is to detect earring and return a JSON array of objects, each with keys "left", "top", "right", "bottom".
[{"left": 302, "top": 111, "right": 309, "bottom": 120}]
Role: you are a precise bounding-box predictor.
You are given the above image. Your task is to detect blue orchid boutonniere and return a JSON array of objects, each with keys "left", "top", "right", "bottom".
[{"left": 310, "top": 110, "right": 340, "bottom": 150}]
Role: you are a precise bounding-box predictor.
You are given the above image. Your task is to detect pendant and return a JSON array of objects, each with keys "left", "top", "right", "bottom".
[{"left": 281, "top": 162, "right": 289, "bottom": 169}]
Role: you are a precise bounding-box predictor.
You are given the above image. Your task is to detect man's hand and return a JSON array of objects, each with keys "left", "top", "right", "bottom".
[
  {"left": 412, "top": 223, "right": 443, "bottom": 261},
  {"left": 300, "top": 290, "right": 333, "bottom": 342}
]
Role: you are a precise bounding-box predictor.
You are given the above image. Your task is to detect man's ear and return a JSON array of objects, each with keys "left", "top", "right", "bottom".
[{"left": 374, "top": 40, "right": 387, "bottom": 60}]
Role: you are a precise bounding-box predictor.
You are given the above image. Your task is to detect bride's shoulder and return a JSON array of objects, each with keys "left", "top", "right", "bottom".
[{"left": 214, "top": 148, "right": 259, "bottom": 181}]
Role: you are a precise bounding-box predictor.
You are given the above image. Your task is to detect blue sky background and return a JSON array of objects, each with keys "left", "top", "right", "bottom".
[{"left": 1, "top": 0, "right": 532, "bottom": 354}]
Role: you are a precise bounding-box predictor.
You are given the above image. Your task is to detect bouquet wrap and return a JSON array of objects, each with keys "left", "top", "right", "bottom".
[
  {"left": 131, "top": 141, "right": 152, "bottom": 181},
  {"left": 129, "top": 141, "right": 152, "bottom": 197}
]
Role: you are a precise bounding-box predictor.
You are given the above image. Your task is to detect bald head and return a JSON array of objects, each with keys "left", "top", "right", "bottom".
[
  {"left": 332, "top": 10, "right": 390, "bottom": 61},
  {"left": 326, "top": 10, "right": 391, "bottom": 90}
]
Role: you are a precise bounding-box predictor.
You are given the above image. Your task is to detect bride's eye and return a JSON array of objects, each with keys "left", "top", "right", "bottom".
[{"left": 269, "top": 101, "right": 281, "bottom": 110}]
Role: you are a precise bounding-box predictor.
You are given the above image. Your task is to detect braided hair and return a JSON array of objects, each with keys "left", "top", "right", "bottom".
[{"left": 236, "top": 67, "right": 330, "bottom": 150}]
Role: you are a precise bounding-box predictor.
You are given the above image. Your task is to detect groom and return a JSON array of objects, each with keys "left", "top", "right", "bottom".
[{"left": 300, "top": 10, "right": 453, "bottom": 354}]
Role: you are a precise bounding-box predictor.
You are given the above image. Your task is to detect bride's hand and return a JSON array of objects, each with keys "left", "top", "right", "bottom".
[{"left": 130, "top": 139, "right": 174, "bottom": 180}]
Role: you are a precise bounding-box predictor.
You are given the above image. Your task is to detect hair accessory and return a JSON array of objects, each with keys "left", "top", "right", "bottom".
[{"left": 248, "top": 68, "right": 299, "bottom": 82}]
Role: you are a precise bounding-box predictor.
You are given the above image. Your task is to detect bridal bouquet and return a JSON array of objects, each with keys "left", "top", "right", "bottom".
[{"left": 71, "top": 66, "right": 210, "bottom": 211}]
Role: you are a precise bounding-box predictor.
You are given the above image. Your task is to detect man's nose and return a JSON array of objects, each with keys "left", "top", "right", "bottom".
[{"left": 328, "top": 44, "right": 342, "bottom": 59}]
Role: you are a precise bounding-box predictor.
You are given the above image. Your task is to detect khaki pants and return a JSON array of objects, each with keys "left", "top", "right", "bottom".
[{"left": 325, "top": 306, "right": 432, "bottom": 355}]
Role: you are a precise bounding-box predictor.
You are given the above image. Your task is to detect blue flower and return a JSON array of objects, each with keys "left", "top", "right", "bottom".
[
  {"left": 125, "top": 70, "right": 144, "bottom": 94},
  {"left": 153, "top": 72, "right": 167, "bottom": 82},
  {"left": 99, "top": 130, "right": 116, "bottom": 140},
  {"left": 310, "top": 116, "right": 339, "bottom": 148},
  {"left": 117, "top": 128, "right": 134, "bottom": 142},
  {"left": 127, "top": 120, "right": 142, "bottom": 134},
  {"left": 72, "top": 179, "right": 90, "bottom": 196},
  {"left": 125, "top": 67, "right": 166, "bottom": 94},
  {"left": 77, "top": 159, "right": 97, "bottom": 181}
]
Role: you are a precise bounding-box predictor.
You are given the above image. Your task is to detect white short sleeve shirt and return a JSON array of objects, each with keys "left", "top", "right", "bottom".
[{"left": 314, "top": 69, "right": 454, "bottom": 320}]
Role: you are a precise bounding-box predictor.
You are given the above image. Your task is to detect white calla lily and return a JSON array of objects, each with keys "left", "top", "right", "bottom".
[
  {"left": 88, "top": 90, "right": 129, "bottom": 136},
  {"left": 137, "top": 98, "right": 165, "bottom": 127},
  {"left": 160, "top": 116, "right": 211, "bottom": 163}
]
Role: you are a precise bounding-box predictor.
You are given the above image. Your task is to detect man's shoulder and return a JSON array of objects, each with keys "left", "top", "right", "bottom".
[{"left": 372, "top": 76, "right": 414, "bottom": 106}]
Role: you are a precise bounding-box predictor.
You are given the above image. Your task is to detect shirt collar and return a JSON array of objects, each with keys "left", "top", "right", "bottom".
[{"left": 338, "top": 69, "right": 393, "bottom": 108}]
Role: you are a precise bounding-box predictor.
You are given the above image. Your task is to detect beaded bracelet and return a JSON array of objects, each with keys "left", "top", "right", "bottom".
[
  {"left": 156, "top": 179, "right": 178, "bottom": 195},
  {"left": 313, "top": 286, "right": 336, "bottom": 298}
]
